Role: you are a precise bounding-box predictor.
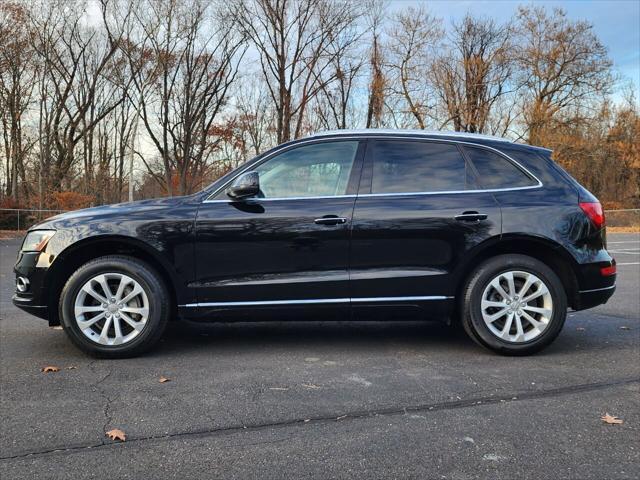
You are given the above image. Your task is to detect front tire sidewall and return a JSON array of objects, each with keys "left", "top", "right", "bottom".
[
  {"left": 463, "top": 255, "right": 567, "bottom": 355},
  {"left": 60, "top": 257, "right": 168, "bottom": 358}
]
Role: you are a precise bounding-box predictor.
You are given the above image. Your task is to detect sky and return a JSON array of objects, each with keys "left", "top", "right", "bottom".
[{"left": 393, "top": 0, "right": 640, "bottom": 100}]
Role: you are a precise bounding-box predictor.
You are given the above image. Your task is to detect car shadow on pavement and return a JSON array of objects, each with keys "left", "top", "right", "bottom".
[
  {"left": 147, "top": 314, "right": 637, "bottom": 359},
  {"left": 155, "top": 319, "right": 477, "bottom": 356}
]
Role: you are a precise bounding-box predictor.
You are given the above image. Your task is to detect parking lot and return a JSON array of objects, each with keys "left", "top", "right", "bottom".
[{"left": 1, "top": 232, "right": 638, "bottom": 479}]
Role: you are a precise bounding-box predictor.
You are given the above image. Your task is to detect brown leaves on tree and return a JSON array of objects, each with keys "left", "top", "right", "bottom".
[
  {"left": 601, "top": 413, "right": 623, "bottom": 425},
  {"left": 41, "top": 366, "right": 60, "bottom": 373},
  {"left": 106, "top": 428, "right": 126, "bottom": 442}
]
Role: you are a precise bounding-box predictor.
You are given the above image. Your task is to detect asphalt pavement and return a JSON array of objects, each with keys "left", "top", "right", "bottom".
[{"left": 1, "top": 233, "right": 638, "bottom": 479}]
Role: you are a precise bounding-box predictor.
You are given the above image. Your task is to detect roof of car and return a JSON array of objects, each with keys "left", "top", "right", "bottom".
[{"left": 306, "top": 129, "right": 552, "bottom": 153}]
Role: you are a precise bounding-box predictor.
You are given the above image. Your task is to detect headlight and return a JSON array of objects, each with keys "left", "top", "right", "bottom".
[{"left": 21, "top": 230, "right": 56, "bottom": 252}]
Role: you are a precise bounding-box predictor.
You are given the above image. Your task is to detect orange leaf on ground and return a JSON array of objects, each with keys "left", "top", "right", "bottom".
[
  {"left": 601, "top": 413, "right": 623, "bottom": 425},
  {"left": 159, "top": 376, "right": 171, "bottom": 383},
  {"left": 41, "top": 366, "right": 59, "bottom": 373},
  {"left": 106, "top": 428, "right": 126, "bottom": 441}
]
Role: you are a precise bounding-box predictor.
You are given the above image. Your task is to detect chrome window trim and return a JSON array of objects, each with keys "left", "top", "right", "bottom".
[
  {"left": 356, "top": 184, "right": 540, "bottom": 198},
  {"left": 179, "top": 295, "right": 453, "bottom": 308},
  {"left": 203, "top": 135, "right": 543, "bottom": 203},
  {"left": 204, "top": 194, "right": 357, "bottom": 204}
]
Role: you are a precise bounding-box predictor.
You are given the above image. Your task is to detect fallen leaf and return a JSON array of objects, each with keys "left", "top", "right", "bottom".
[
  {"left": 159, "top": 376, "right": 171, "bottom": 383},
  {"left": 601, "top": 413, "right": 623, "bottom": 425},
  {"left": 41, "top": 366, "right": 59, "bottom": 373},
  {"left": 106, "top": 428, "right": 126, "bottom": 441},
  {"left": 302, "top": 383, "right": 321, "bottom": 390},
  {"left": 620, "top": 326, "right": 630, "bottom": 330}
]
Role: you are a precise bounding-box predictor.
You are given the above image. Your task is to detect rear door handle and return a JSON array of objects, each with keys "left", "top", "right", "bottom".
[
  {"left": 455, "top": 211, "right": 488, "bottom": 222},
  {"left": 314, "top": 215, "right": 347, "bottom": 225}
]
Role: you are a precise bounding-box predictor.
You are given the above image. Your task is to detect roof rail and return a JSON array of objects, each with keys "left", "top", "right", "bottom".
[{"left": 309, "top": 128, "right": 513, "bottom": 143}]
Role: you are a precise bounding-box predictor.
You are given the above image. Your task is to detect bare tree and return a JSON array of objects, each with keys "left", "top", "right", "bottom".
[
  {"left": 234, "top": 78, "right": 275, "bottom": 156},
  {"left": 29, "top": 0, "right": 125, "bottom": 192},
  {"left": 126, "top": 0, "right": 246, "bottom": 195},
  {"left": 0, "top": 1, "right": 37, "bottom": 202},
  {"left": 431, "top": 14, "right": 512, "bottom": 133},
  {"left": 385, "top": 6, "right": 442, "bottom": 130},
  {"left": 514, "top": 6, "right": 613, "bottom": 145},
  {"left": 233, "top": 0, "right": 360, "bottom": 143},
  {"left": 364, "top": 0, "right": 386, "bottom": 128},
  {"left": 313, "top": 20, "right": 364, "bottom": 130}
]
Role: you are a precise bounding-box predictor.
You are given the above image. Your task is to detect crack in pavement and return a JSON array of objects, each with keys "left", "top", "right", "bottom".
[
  {"left": 88, "top": 360, "right": 114, "bottom": 442},
  {"left": 1, "top": 376, "right": 638, "bottom": 462}
]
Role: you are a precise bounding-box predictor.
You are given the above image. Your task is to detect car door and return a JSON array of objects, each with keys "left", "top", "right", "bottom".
[
  {"left": 349, "top": 138, "right": 501, "bottom": 319},
  {"left": 192, "top": 139, "right": 365, "bottom": 319}
]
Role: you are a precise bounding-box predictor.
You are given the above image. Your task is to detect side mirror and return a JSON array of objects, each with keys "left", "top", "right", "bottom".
[{"left": 227, "top": 171, "right": 260, "bottom": 200}]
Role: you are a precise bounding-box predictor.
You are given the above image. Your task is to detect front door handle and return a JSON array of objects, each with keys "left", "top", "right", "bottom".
[
  {"left": 455, "top": 211, "right": 488, "bottom": 222},
  {"left": 314, "top": 215, "right": 347, "bottom": 226}
]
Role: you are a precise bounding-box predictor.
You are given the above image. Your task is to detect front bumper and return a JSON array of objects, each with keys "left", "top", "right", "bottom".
[
  {"left": 13, "top": 249, "right": 52, "bottom": 322},
  {"left": 12, "top": 294, "right": 49, "bottom": 320}
]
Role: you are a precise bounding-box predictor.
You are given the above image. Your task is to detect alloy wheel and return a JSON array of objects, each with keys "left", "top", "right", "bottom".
[
  {"left": 480, "top": 270, "right": 553, "bottom": 343},
  {"left": 74, "top": 273, "right": 150, "bottom": 346}
]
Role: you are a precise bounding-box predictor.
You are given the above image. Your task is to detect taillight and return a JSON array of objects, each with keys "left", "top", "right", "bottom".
[
  {"left": 600, "top": 264, "right": 616, "bottom": 276},
  {"left": 579, "top": 202, "right": 605, "bottom": 229}
]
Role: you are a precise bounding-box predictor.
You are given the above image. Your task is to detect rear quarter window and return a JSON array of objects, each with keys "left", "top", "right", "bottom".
[{"left": 463, "top": 146, "right": 538, "bottom": 189}]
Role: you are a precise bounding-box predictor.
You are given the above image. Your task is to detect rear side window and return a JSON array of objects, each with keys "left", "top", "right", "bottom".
[
  {"left": 462, "top": 146, "right": 537, "bottom": 189},
  {"left": 371, "top": 140, "right": 468, "bottom": 193}
]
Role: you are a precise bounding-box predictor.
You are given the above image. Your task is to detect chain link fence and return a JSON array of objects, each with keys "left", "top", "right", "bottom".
[{"left": 1, "top": 207, "right": 638, "bottom": 232}]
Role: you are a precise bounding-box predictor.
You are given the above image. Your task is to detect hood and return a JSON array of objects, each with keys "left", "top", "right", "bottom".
[{"left": 31, "top": 195, "right": 193, "bottom": 230}]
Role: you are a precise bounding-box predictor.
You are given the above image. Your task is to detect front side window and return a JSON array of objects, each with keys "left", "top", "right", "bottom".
[
  {"left": 371, "top": 140, "right": 468, "bottom": 193},
  {"left": 462, "top": 146, "right": 537, "bottom": 189},
  {"left": 252, "top": 141, "right": 359, "bottom": 199}
]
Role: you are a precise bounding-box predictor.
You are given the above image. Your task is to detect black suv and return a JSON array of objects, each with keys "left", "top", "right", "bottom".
[{"left": 13, "top": 130, "right": 616, "bottom": 357}]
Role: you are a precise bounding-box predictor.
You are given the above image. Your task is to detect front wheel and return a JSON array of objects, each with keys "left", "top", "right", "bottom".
[
  {"left": 59, "top": 255, "right": 170, "bottom": 358},
  {"left": 461, "top": 254, "right": 567, "bottom": 355}
]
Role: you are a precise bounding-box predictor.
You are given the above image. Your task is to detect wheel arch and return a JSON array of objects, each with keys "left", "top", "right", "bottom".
[
  {"left": 45, "top": 235, "right": 178, "bottom": 326},
  {"left": 454, "top": 234, "right": 580, "bottom": 311}
]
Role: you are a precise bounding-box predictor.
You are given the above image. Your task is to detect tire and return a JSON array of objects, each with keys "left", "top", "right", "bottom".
[
  {"left": 59, "top": 255, "right": 170, "bottom": 358},
  {"left": 460, "top": 254, "right": 567, "bottom": 356}
]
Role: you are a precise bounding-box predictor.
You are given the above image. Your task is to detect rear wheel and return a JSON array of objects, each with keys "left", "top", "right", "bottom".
[
  {"left": 59, "top": 255, "right": 170, "bottom": 358},
  {"left": 461, "top": 254, "right": 567, "bottom": 355}
]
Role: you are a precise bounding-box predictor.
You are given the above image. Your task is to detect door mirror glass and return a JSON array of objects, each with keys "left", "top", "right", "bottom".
[{"left": 227, "top": 171, "right": 260, "bottom": 199}]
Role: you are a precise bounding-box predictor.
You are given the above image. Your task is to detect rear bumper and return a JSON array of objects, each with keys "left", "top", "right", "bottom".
[{"left": 573, "top": 284, "right": 616, "bottom": 311}]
